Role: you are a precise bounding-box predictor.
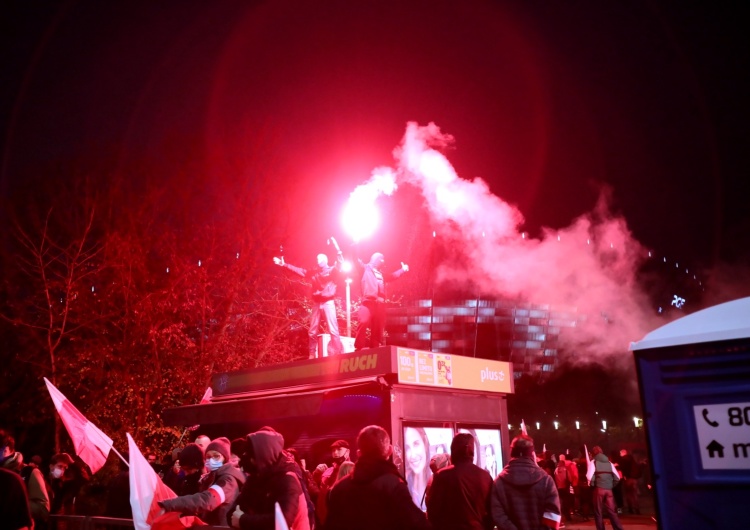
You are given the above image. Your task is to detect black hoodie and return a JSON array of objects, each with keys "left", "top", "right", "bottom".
[{"left": 230, "top": 431, "right": 309, "bottom": 530}]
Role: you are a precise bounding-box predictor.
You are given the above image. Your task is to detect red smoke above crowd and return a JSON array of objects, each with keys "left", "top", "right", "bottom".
[{"left": 346, "top": 122, "right": 660, "bottom": 357}]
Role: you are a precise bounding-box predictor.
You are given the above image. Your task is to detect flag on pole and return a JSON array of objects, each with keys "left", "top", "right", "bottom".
[
  {"left": 275, "top": 502, "right": 290, "bottom": 530},
  {"left": 44, "top": 377, "right": 113, "bottom": 474},
  {"left": 128, "top": 433, "right": 176, "bottom": 530},
  {"left": 584, "top": 444, "right": 595, "bottom": 482},
  {"left": 521, "top": 419, "right": 528, "bottom": 436},
  {"left": 188, "top": 387, "right": 213, "bottom": 431}
]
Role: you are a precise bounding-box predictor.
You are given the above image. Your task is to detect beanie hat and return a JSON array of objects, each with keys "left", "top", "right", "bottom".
[
  {"left": 206, "top": 437, "right": 231, "bottom": 463},
  {"left": 230, "top": 437, "right": 246, "bottom": 458},
  {"left": 178, "top": 444, "right": 204, "bottom": 470},
  {"left": 429, "top": 453, "right": 451, "bottom": 474}
]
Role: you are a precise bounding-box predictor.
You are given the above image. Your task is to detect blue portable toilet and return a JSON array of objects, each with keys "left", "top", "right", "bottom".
[{"left": 630, "top": 297, "right": 750, "bottom": 529}]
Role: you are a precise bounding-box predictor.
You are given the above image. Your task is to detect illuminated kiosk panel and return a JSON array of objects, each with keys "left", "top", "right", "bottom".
[{"left": 163, "top": 346, "right": 513, "bottom": 502}]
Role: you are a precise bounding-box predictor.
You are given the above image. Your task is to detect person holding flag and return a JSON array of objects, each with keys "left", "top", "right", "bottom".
[
  {"left": 587, "top": 446, "right": 623, "bottom": 530},
  {"left": 158, "top": 437, "right": 246, "bottom": 525}
]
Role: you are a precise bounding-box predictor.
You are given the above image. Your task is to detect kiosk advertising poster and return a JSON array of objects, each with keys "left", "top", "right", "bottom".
[
  {"left": 396, "top": 347, "right": 512, "bottom": 393},
  {"left": 402, "top": 425, "right": 453, "bottom": 510},
  {"left": 459, "top": 427, "right": 502, "bottom": 478}
]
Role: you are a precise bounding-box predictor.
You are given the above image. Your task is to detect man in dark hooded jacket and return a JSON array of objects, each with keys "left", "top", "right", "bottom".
[
  {"left": 229, "top": 430, "right": 310, "bottom": 530},
  {"left": 325, "top": 425, "right": 430, "bottom": 530},
  {"left": 426, "top": 432, "right": 493, "bottom": 530},
  {"left": 491, "top": 435, "right": 561, "bottom": 530}
]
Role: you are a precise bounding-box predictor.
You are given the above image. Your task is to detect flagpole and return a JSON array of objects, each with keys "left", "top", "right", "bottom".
[
  {"left": 176, "top": 428, "right": 189, "bottom": 447},
  {"left": 112, "top": 445, "right": 130, "bottom": 468}
]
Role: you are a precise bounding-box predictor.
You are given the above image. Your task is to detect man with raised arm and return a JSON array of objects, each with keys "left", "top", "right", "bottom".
[{"left": 274, "top": 238, "right": 345, "bottom": 359}]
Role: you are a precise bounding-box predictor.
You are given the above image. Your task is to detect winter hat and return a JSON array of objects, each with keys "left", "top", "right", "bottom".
[
  {"left": 429, "top": 453, "right": 451, "bottom": 474},
  {"left": 178, "top": 444, "right": 204, "bottom": 470},
  {"left": 206, "top": 437, "right": 231, "bottom": 462},
  {"left": 330, "top": 440, "right": 349, "bottom": 450},
  {"left": 230, "top": 438, "right": 246, "bottom": 458}
]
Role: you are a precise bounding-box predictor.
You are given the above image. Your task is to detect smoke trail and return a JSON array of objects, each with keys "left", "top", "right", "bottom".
[{"left": 348, "top": 121, "right": 660, "bottom": 356}]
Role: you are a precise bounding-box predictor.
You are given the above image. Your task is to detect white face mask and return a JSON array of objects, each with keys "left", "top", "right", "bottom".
[
  {"left": 206, "top": 458, "right": 223, "bottom": 471},
  {"left": 52, "top": 468, "right": 64, "bottom": 479}
]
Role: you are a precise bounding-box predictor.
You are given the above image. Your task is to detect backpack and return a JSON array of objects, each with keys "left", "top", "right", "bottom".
[{"left": 554, "top": 465, "right": 570, "bottom": 489}]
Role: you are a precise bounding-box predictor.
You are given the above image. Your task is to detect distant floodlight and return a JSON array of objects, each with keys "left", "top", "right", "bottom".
[
  {"left": 575, "top": 421, "right": 580, "bottom": 430},
  {"left": 342, "top": 261, "right": 353, "bottom": 273},
  {"left": 602, "top": 420, "right": 607, "bottom": 430}
]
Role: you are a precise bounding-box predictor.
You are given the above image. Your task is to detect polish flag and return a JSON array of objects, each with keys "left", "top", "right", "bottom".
[
  {"left": 584, "top": 444, "right": 595, "bottom": 482},
  {"left": 275, "top": 502, "right": 290, "bottom": 530},
  {"left": 44, "top": 377, "right": 113, "bottom": 474},
  {"left": 128, "top": 433, "right": 176, "bottom": 530},
  {"left": 521, "top": 419, "right": 528, "bottom": 436},
  {"left": 188, "top": 387, "right": 213, "bottom": 431},
  {"left": 542, "top": 510, "right": 562, "bottom": 529}
]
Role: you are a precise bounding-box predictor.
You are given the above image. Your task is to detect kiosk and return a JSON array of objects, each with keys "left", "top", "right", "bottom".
[
  {"left": 631, "top": 297, "right": 750, "bottom": 529},
  {"left": 163, "top": 346, "right": 513, "bottom": 503}
]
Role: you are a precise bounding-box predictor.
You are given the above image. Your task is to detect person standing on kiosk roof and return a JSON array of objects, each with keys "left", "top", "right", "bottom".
[
  {"left": 274, "top": 237, "right": 345, "bottom": 359},
  {"left": 355, "top": 252, "right": 409, "bottom": 350}
]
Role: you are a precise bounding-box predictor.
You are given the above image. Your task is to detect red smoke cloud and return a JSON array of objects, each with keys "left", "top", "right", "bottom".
[{"left": 347, "top": 122, "right": 662, "bottom": 357}]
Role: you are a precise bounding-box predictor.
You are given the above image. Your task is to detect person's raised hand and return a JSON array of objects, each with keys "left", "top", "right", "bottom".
[
  {"left": 231, "top": 505, "right": 245, "bottom": 528},
  {"left": 401, "top": 262, "right": 409, "bottom": 272},
  {"left": 273, "top": 256, "right": 284, "bottom": 266}
]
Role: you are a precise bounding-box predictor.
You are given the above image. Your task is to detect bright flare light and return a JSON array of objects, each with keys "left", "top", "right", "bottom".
[
  {"left": 342, "top": 199, "right": 378, "bottom": 242},
  {"left": 342, "top": 167, "right": 396, "bottom": 242},
  {"left": 342, "top": 260, "right": 353, "bottom": 273}
]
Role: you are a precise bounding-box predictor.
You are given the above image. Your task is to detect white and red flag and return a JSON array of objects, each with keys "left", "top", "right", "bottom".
[
  {"left": 275, "top": 502, "right": 290, "bottom": 530},
  {"left": 188, "top": 387, "right": 213, "bottom": 431},
  {"left": 584, "top": 444, "right": 595, "bottom": 482},
  {"left": 44, "top": 377, "right": 113, "bottom": 474},
  {"left": 521, "top": 419, "right": 528, "bottom": 436},
  {"left": 128, "top": 433, "right": 176, "bottom": 530}
]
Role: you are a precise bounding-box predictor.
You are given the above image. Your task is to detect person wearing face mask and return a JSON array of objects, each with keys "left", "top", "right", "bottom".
[
  {"left": 48, "top": 453, "right": 74, "bottom": 514},
  {"left": 158, "top": 437, "right": 245, "bottom": 525},
  {"left": 315, "top": 440, "right": 351, "bottom": 525},
  {"left": 274, "top": 240, "right": 346, "bottom": 359}
]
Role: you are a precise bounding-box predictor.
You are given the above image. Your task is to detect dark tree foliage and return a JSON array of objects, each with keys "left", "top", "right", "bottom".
[{"left": 0, "top": 165, "right": 311, "bottom": 456}]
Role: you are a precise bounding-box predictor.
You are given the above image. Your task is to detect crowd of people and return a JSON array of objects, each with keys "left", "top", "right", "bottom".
[
  {"left": 2, "top": 423, "right": 650, "bottom": 530},
  {"left": 1, "top": 429, "right": 92, "bottom": 530}
]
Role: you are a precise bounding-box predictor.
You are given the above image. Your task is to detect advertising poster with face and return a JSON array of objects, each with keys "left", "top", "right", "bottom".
[
  {"left": 459, "top": 427, "right": 502, "bottom": 478},
  {"left": 403, "top": 425, "right": 453, "bottom": 510}
]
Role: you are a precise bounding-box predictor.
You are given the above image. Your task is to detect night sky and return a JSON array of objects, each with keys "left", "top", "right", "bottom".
[{"left": 2, "top": 1, "right": 748, "bottom": 303}]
